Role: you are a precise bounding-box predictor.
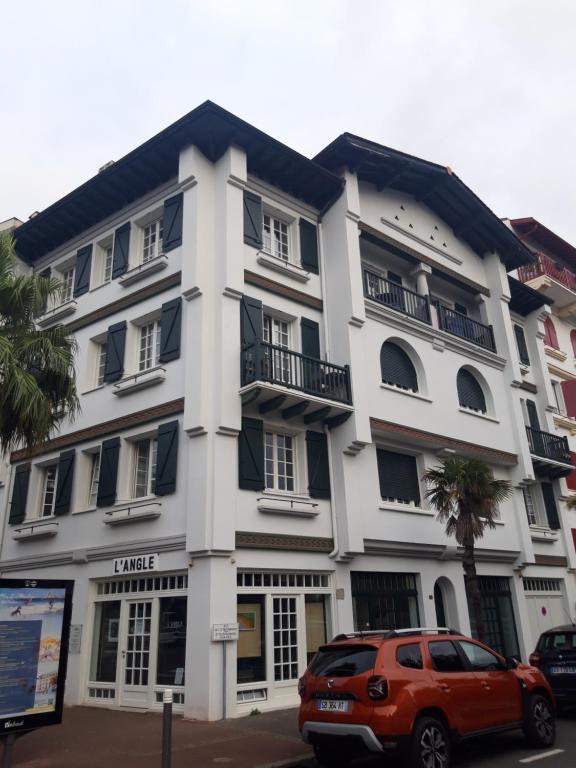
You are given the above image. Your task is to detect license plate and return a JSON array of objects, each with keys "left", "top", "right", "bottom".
[
  {"left": 550, "top": 666, "right": 576, "bottom": 674},
  {"left": 316, "top": 700, "right": 349, "bottom": 713}
]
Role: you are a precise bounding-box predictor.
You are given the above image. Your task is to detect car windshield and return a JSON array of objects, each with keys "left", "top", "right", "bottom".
[
  {"left": 309, "top": 645, "right": 377, "bottom": 677},
  {"left": 538, "top": 632, "right": 576, "bottom": 652}
]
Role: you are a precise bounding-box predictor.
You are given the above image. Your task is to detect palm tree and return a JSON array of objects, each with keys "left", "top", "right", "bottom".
[
  {"left": 0, "top": 232, "right": 78, "bottom": 454},
  {"left": 566, "top": 496, "right": 576, "bottom": 510},
  {"left": 423, "top": 457, "right": 512, "bottom": 643}
]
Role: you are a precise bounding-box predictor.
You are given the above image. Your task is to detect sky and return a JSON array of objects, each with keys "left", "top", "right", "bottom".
[{"left": 1, "top": 0, "right": 575, "bottom": 243}]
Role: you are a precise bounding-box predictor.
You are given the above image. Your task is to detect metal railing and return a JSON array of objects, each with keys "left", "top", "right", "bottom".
[
  {"left": 363, "top": 269, "right": 431, "bottom": 324},
  {"left": 241, "top": 342, "right": 352, "bottom": 404},
  {"left": 437, "top": 305, "right": 496, "bottom": 352},
  {"left": 526, "top": 426, "right": 572, "bottom": 465},
  {"left": 518, "top": 252, "right": 576, "bottom": 293}
]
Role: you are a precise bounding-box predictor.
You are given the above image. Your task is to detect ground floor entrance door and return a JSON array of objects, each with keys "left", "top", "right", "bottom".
[{"left": 119, "top": 600, "right": 156, "bottom": 708}]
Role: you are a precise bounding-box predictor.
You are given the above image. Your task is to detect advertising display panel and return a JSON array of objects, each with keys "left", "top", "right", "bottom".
[{"left": 0, "top": 579, "right": 74, "bottom": 734}]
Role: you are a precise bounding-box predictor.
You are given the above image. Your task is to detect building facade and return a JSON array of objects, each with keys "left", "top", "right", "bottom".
[{"left": 1, "top": 103, "right": 575, "bottom": 721}]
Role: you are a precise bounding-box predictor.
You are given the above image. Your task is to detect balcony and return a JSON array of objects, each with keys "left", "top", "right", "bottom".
[
  {"left": 240, "top": 342, "right": 353, "bottom": 423},
  {"left": 437, "top": 305, "right": 496, "bottom": 352},
  {"left": 518, "top": 252, "right": 576, "bottom": 314},
  {"left": 526, "top": 425, "right": 574, "bottom": 479}
]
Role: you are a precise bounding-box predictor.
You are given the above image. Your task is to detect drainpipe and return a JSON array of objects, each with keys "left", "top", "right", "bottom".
[{"left": 325, "top": 424, "right": 339, "bottom": 561}]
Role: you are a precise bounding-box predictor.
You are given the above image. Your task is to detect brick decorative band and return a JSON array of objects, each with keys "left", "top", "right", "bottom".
[
  {"left": 244, "top": 270, "right": 323, "bottom": 311},
  {"left": 11, "top": 398, "right": 185, "bottom": 462},
  {"left": 534, "top": 554, "right": 568, "bottom": 567},
  {"left": 236, "top": 531, "right": 334, "bottom": 553}
]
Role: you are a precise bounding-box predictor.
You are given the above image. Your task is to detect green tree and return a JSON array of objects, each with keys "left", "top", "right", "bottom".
[
  {"left": 423, "top": 457, "right": 512, "bottom": 643},
  {"left": 0, "top": 232, "right": 78, "bottom": 454}
]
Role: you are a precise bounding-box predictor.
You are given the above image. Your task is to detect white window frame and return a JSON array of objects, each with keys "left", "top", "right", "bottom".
[
  {"left": 96, "top": 341, "right": 108, "bottom": 386},
  {"left": 60, "top": 267, "right": 75, "bottom": 304},
  {"left": 265, "top": 431, "right": 296, "bottom": 493},
  {"left": 263, "top": 212, "right": 290, "bottom": 263},
  {"left": 263, "top": 315, "right": 290, "bottom": 350},
  {"left": 88, "top": 450, "right": 102, "bottom": 507},
  {"left": 132, "top": 438, "right": 158, "bottom": 498},
  {"left": 551, "top": 381, "right": 566, "bottom": 416},
  {"left": 138, "top": 321, "right": 162, "bottom": 372},
  {"left": 40, "top": 465, "right": 58, "bottom": 518},
  {"left": 142, "top": 219, "right": 164, "bottom": 264},
  {"left": 523, "top": 485, "right": 549, "bottom": 528}
]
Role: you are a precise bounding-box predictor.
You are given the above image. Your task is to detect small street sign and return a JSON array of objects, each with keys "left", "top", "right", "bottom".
[{"left": 211, "top": 623, "right": 239, "bottom": 641}]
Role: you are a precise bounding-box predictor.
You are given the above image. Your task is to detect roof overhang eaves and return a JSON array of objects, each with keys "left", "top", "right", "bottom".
[
  {"left": 508, "top": 275, "right": 554, "bottom": 316},
  {"left": 511, "top": 217, "right": 576, "bottom": 270}
]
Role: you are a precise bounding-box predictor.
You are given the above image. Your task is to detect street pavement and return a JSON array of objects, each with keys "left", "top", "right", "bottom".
[{"left": 3, "top": 705, "right": 575, "bottom": 768}]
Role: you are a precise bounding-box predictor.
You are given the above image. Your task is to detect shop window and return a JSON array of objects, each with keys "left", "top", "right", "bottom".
[
  {"left": 90, "top": 601, "right": 121, "bottom": 683},
  {"left": 237, "top": 595, "right": 266, "bottom": 684},
  {"left": 305, "top": 595, "right": 328, "bottom": 664},
  {"left": 352, "top": 572, "right": 419, "bottom": 631},
  {"left": 156, "top": 597, "right": 187, "bottom": 686},
  {"left": 476, "top": 576, "right": 520, "bottom": 659}
]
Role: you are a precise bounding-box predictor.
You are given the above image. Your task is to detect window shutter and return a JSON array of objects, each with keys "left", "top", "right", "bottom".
[
  {"left": 155, "top": 421, "right": 179, "bottom": 496},
  {"left": 457, "top": 369, "right": 486, "bottom": 413},
  {"left": 9, "top": 463, "right": 31, "bottom": 525},
  {"left": 306, "top": 431, "right": 331, "bottom": 499},
  {"left": 243, "top": 191, "right": 263, "bottom": 248},
  {"left": 514, "top": 325, "right": 530, "bottom": 366},
  {"left": 380, "top": 342, "right": 418, "bottom": 391},
  {"left": 54, "top": 449, "right": 75, "bottom": 516},
  {"left": 159, "top": 297, "right": 182, "bottom": 363},
  {"left": 112, "top": 222, "right": 130, "bottom": 278},
  {"left": 103, "top": 321, "right": 127, "bottom": 383},
  {"left": 299, "top": 219, "right": 319, "bottom": 274},
  {"left": 301, "top": 318, "right": 320, "bottom": 359},
  {"left": 565, "top": 453, "right": 576, "bottom": 491},
  {"left": 238, "top": 417, "right": 265, "bottom": 490},
  {"left": 240, "top": 296, "right": 263, "bottom": 347},
  {"left": 541, "top": 482, "right": 561, "bottom": 530},
  {"left": 96, "top": 438, "right": 120, "bottom": 507},
  {"left": 544, "top": 318, "right": 559, "bottom": 349},
  {"left": 571, "top": 330, "right": 576, "bottom": 357},
  {"left": 377, "top": 449, "right": 420, "bottom": 505},
  {"left": 73, "top": 244, "right": 92, "bottom": 297},
  {"left": 561, "top": 381, "right": 576, "bottom": 419},
  {"left": 526, "top": 399, "right": 541, "bottom": 431},
  {"left": 39, "top": 267, "right": 51, "bottom": 313},
  {"left": 163, "top": 193, "right": 183, "bottom": 253}
]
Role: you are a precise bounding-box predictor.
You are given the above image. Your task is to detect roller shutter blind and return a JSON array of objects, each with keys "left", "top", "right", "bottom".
[
  {"left": 380, "top": 342, "right": 418, "bottom": 391},
  {"left": 457, "top": 369, "right": 486, "bottom": 413},
  {"left": 377, "top": 449, "right": 420, "bottom": 505}
]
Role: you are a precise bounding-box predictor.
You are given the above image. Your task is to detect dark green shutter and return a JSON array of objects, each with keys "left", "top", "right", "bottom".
[
  {"left": 239, "top": 417, "right": 265, "bottom": 490},
  {"left": 163, "top": 193, "right": 183, "bottom": 252},
  {"left": 240, "top": 296, "right": 263, "bottom": 347},
  {"left": 112, "top": 222, "right": 130, "bottom": 278},
  {"left": 526, "top": 399, "right": 540, "bottom": 431},
  {"left": 541, "top": 482, "right": 561, "bottom": 530},
  {"left": 155, "top": 421, "right": 179, "bottom": 495},
  {"left": 103, "top": 322, "right": 127, "bottom": 383},
  {"left": 457, "top": 369, "right": 486, "bottom": 413},
  {"left": 377, "top": 449, "right": 420, "bottom": 504},
  {"left": 9, "top": 463, "right": 31, "bottom": 525},
  {"left": 243, "top": 191, "right": 263, "bottom": 248},
  {"left": 306, "top": 431, "right": 331, "bottom": 499},
  {"left": 54, "top": 449, "right": 75, "bottom": 516},
  {"left": 97, "top": 438, "right": 120, "bottom": 507},
  {"left": 159, "top": 298, "right": 182, "bottom": 363},
  {"left": 73, "top": 244, "right": 92, "bottom": 297},
  {"left": 514, "top": 325, "right": 530, "bottom": 366},
  {"left": 380, "top": 342, "right": 418, "bottom": 391},
  {"left": 299, "top": 219, "right": 319, "bottom": 274},
  {"left": 39, "top": 267, "right": 51, "bottom": 313},
  {"left": 301, "top": 318, "right": 320, "bottom": 359}
]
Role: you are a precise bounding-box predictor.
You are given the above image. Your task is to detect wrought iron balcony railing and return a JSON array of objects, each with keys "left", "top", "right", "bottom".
[
  {"left": 363, "top": 269, "right": 431, "bottom": 324},
  {"left": 241, "top": 342, "right": 352, "bottom": 405},
  {"left": 518, "top": 252, "right": 576, "bottom": 293},
  {"left": 437, "top": 305, "right": 496, "bottom": 352},
  {"left": 526, "top": 426, "right": 572, "bottom": 465}
]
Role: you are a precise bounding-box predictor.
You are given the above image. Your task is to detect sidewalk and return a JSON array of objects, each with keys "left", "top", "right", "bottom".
[{"left": 4, "top": 706, "right": 314, "bottom": 768}]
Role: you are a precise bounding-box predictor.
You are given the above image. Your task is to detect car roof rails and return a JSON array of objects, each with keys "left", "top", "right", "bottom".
[{"left": 330, "top": 627, "right": 461, "bottom": 642}]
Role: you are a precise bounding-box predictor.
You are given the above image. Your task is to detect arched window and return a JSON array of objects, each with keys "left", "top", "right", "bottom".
[
  {"left": 457, "top": 368, "right": 487, "bottom": 413},
  {"left": 380, "top": 342, "right": 418, "bottom": 392},
  {"left": 544, "top": 318, "right": 559, "bottom": 349},
  {"left": 570, "top": 329, "right": 576, "bottom": 357}
]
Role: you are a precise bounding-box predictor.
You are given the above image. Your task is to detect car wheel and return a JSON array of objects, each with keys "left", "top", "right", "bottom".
[
  {"left": 313, "top": 743, "right": 355, "bottom": 767},
  {"left": 409, "top": 716, "right": 451, "bottom": 768},
  {"left": 523, "top": 694, "right": 556, "bottom": 748}
]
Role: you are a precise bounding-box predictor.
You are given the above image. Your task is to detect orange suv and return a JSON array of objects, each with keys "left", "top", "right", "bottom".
[{"left": 298, "top": 627, "right": 555, "bottom": 768}]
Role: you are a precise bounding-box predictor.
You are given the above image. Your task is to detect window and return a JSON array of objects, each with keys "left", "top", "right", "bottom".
[
  {"left": 41, "top": 466, "right": 58, "bottom": 517},
  {"left": 103, "top": 245, "right": 113, "bottom": 284},
  {"left": 428, "top": 640, "right": 465, "bottom": 672},
  {"left": 138, "top": 321, "right": 161, "bottom": 372},
  {"left": 397, "top": 643, "right": 423, "bottom": 670},
  {"left": 88, "top": 451, "right": 101, "bottom": 507},
  {"left": 263, "top": 213, "right": 289, "bottom": 261},
  {"left": 543, "top": 317, "right": 559, "bottom": 349},
  {"left": 458, "top": 641, "right": 503, "bottom": 671},
  {"left": 133, "top": 438, "right": 158, "bottom": 497},
  {"left": 387, "top": 271, "right": 403, "bottom": 285},
  {"left": 265, "top": 432, "right": 295, "bottom": 492},
  {"left": 60, "top": 268, "right": 75, "bottom": 304},
  {"left": 552, "top": 381, "right": 566, "bottom": 416},
  {"left": 96, "top": 342, "right": 107, "bottom": 386},
  {"left": 457, "top": 368, "right": 487, "bottom": 414},
  {"left": 352, "top": 572, "right": 420, "bottom": 631},
  {"left": 514, "top": 325, "right": 530, "bottom": 366},
  {"left": 380, "top": 342, "right": 418, "bottom": 392},
  {"left": 537, "top": 632, "right": 576, "bottom": 652},
  {"left": 522, "top": 486, "right": 538, "bottom": 527},
  {"left": 142, "top": 219, "right": 163, "bottom": 263},
  {"left": 309, "top": 646, "right": 377, "bottom": 677},
  {"left": 263, "top": 315, "right": 291, "bottom": 383},
  {"left": 454, "top": 302, "right": 468, "bottom": 316},
  {"left": 377, "top": 449, "right": 420, "bottom": 505}
]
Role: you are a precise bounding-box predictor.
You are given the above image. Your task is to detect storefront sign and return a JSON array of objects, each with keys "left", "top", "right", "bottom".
[
  {"left": 0, "top": 578, "right": 74, "bottom": 735},
  {"left": 112, "top": 553, "right": 159, "bottom": 575},
  {"left": 211, "top": 623, "right": 239, "bottom": 641}
]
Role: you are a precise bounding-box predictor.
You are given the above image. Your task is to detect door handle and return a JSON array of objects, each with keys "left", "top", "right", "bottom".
[
  {"left": 121, "top": 649, "right": 126, "bottom": 659},
  {"left": 439, "top": 683, "right": 450, "bottom": 692},
  {"left": 481, "top": 682, "right": 490, "bottom": 690}
]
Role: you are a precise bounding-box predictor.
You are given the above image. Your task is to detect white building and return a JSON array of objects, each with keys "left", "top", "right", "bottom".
[{"left": 1, "top": 103, "right": 574, "bottom": 721}]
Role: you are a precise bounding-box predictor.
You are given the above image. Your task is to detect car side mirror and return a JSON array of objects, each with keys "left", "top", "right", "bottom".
[{"left": 504, "top": 656, "right": 518, "bottom": 670}]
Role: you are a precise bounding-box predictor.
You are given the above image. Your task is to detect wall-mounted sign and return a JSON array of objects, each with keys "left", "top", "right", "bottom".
[
  {"left": 112, "top": 554, "right": 159, "bottom": 576},
  {"left": 69, "top": 625, "right": 82, "bottom": 655},
  {"left": 0, "top": 578, "right": 74, "bottom": 735},
  {"left": 211, "top": 623, "right": 239, "bottom": 642}
]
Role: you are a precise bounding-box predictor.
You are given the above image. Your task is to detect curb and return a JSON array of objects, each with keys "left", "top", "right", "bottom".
[{"left": 255, "top": 754, "right": 314, "bottom": 768}]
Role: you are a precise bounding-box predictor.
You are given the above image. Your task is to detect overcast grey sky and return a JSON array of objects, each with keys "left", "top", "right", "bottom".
[{"left": 1, "top": 0, "right": 575, "bottom": 243}]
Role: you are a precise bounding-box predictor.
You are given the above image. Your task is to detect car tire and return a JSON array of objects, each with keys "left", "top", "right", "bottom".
[
  {"left": 312, "top": 743, "right": 355, "bottom": 767},
  {"left": 409, "top": 716, "right": 451, "bottom": 768},
  {"left": 523, "top": 694, "right": 556, "bottom": 748}
]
